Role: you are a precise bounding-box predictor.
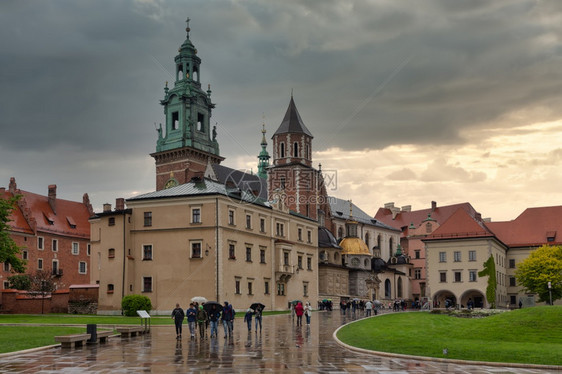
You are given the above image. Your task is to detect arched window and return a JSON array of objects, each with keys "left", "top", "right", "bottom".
[
  {"left": 305, "top": 144, "right": 309, "bottom": 159},
  {"left": 364, "top": 259, "right": 369, "bottom": 268},
  {"left": 377, "top": 234, "right": 381, "bottom": 249},
  {"left": 334, "top": 252, "right": 340, "bottom": 264},
  {"left": 365, "top": 233, "right": 370, "bottom": 248},
  {"left": 385, "top": 279, "right": 391, "bottom": 298},
  {"left": 280, "top": 143, "right": 285, "bottom": 158},
  {"left": 389, "top": 237, "right": 394, "bottom": 253},
  {"left": 398, "top": 277, "right": 403, "bottom": 298},
  {"left": 338, "top": 227, "right": 343, "bottom": 239},
  {"left": 293, "top": 142, "right": 299, "bottom": 157}
]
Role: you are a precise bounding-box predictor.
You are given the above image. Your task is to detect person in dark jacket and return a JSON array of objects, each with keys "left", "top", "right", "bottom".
[
  {"left": 244, "top": 308, "right": 253, "bottom": 331},
  {"left": 221, "top": 302, "right": 234, "bottom": 338},
  {"left": 172, "top": 303, "right": 185, "bottom": 339},
  {"left": 186, "top": 303, "right": 197, "bottom": 339},
  {"left": 208, "top": 304, "right": 221, "bottom": 338}
]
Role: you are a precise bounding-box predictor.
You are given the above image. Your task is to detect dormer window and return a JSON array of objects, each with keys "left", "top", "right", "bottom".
[
  {"left": 546, "top": 231, "right": 556, "bottom": 242},
  {"left": 44, "top": 213, "right": 54, "bottom": 225},
  {"left": 66, "top": 216, "right": 76, "bottom": 229}
]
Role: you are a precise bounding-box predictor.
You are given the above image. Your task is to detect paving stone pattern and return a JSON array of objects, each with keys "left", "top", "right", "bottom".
[{"left": 0, "top": 310, "right": 554, "bottom": 373}]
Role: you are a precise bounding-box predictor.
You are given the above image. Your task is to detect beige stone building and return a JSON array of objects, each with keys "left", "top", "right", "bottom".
[{"left": 90, "top": 179, "right": 318, "bottom": 314}]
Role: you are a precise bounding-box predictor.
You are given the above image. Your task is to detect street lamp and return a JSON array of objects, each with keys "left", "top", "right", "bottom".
[{"left": 548, "top": 281, "right": 552, "bottom": 306}]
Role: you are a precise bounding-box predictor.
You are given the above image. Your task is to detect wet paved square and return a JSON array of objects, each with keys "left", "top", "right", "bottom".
[{"left": 0, "top": 311, "right": 555, "bottom": 373}]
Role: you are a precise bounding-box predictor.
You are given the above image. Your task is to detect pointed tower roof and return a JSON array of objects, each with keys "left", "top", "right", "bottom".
[{"left": 273, "top": 96, "right": 313, "bottom": 137}]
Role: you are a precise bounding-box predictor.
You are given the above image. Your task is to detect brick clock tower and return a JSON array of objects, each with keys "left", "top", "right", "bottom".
[
  {"left": 268, "top": 96, "right": 326, "bottom": 221},
  {"left": 151, "top": 19, "right": 224, "bottom": 190}
]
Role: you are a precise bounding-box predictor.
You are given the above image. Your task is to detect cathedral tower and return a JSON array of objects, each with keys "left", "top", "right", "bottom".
[
  {"left": 257, "top": 120, "right": 270, "bottom": 180},
  {"left": 151, "top": 18, "right": 224, "bottom": 190},
  {"left": 268, "top": 95, "right": 319, "bottom": 220}
]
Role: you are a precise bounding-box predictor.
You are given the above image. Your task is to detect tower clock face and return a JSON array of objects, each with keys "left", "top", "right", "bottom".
[{"left": 165, "top": 179, "right": 178, "bottom": 189}]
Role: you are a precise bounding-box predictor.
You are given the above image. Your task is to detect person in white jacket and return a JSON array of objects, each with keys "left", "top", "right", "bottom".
[{"left": 304, "top": 302, "right": 312, "bottom": 325}]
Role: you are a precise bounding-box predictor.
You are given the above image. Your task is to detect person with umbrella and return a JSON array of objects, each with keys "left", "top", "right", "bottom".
[
  {"left": 196, "top": 304, "right": 208, "bottom": 339},
  {"left": 251, "top": 303, "right": 265, "bottom": 333},
  {"left": 171, "top": 303, "right": 185, "bottom": 339}
]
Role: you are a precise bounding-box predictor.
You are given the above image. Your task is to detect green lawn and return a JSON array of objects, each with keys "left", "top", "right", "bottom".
[
  {"left": 337, "top": 306, "right": 562, "bottom": 366},
  {"left": 0, "top": 310, "right": 289, "bottom": 354}
]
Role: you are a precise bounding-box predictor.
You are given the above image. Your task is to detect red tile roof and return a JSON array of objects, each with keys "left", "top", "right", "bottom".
[
  {"left": 374, "top": 202, "right": 479, "bottom": 231},
  {"left": 424, "top": 208, "right": 495, "bottom": 241},
  {"left": 487, "top": 206, "right": 562, "bottom": 247},
  {"left": 2, "top": 186, "right": 90, "bottom": 238}
]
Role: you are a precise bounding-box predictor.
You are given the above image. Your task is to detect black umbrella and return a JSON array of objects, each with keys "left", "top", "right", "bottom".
[
  {"left": 203, "top": 301, "right": 223, "bottom": 314},
  {"left": 250, "top": 302, "right": 265, "bottom": 311}
]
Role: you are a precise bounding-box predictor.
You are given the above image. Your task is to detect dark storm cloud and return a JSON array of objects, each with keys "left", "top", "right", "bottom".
[{"left": 1, "top": 0, "right": 561, "bottom": 209}]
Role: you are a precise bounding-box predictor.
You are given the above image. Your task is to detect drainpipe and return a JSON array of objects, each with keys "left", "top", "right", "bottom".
[
  {"left": 216, "top": 197, "right": 219, "bottom": 302},
  {"left": 122, "top": 210, "right": 126, "bottom": 300}
]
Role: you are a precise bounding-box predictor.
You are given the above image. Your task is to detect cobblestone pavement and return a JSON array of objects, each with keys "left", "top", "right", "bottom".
[{"left": 0, "top": 310, "right": 556, "bottom": 373}]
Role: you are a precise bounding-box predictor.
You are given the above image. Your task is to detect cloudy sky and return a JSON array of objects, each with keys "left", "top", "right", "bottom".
[{"left": 1, "top": 0, "right": 561, "bottom": 221}]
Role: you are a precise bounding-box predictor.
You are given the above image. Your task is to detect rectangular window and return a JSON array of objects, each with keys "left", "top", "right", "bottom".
[
  {"left": 454, "top": 251, "right": 461, "bottom": 262},
  {"left": 52, "top": 239, "right": 58, "bottom": 252},
  {"left": 469, "top": 250, "right": 476, "bottom": 262},
  {"left": 248, "top": 281, "right": 253, "bottom": 295},
  {"left": 264, "top": 280, "right": 270, "bottom": 295},
  {"left": 246, "top": 247, "right": 252, "bottom": 262},
  {"left": 229, "top": 244, "right": 236, "bottom": 259},
  {"left": 143, "top": 245, "right": 153, "bottom": 260},
  {"left": 439, "top": 271, "right": 447, "bottom": 283},
  {"left": 307, "top": 230, "right": 312, "bottom": 243},
  {"left": 298, "top": 255, "right": 303, "bottom": 269},
  {"left": 228, "top": 210, "right": 235, "bottom": 225},
  {"left": 144, "top": 212, "right": 152, "bottom": 227},
  {"left": 283, "top": 252, "right": 289, "bottom": 266},
  {"left": 87, "top": 244, "right": 91, "bottom": 256},
  {"left": 414, "top": 268, "right": 421, "bottom": 279},
  {"left": 79, "top": 261, "right": 87, "bottom": 274},
  {"left": 3, "top": 281, "right": 9, "bottom": 290},
  {"left": 260, "top": 218, "right": 265, "bottom": 233},
  {"left": 22, "top": 250, "right": 28, "bottom": 260},
  {"left": 192, "top": 208, "right": 201, "bottom": 224},
  {"left": 454, "top": 271, "right": 462, "bottom": 282},
  {"left": 439, "top": 252, "right": 446, "bottom": 262},
  {"left": 469, "top": 270, "right": 477, "bottom": 282},
  {"left": 260, "top": 248, "right": 266, "bottom": 264},
  {"left": 107, "top": 284, "right": 114, "bottom": 294},
  {"left": 509, "top": 276, "right": 516, "bottom": 287},
  {"left": 509, "top": 259, "right": 515, "bottom": 268},
  {"left": 246, "top": 214, "right": 252, "bottom": 229},
  {"left": 3, "top": 262, "right": 10, "bottom": 272},
  {"left": 191, "top": 242, "right": 202, "bottom": 258},
  {"left": 108, "top": 248, "right": 115, "bottom": 258},
  {"left": 143, "top": 277, "right": 152, "bottom": 292},
  {"left": 415, "top": 250, "right": 421, "bottom": 259},
  {"left": 510, "top": 295, "right": 517, "bottom": 305},
  {"left": 108, "top": 217, "right": 115, "bottom": 226},
  {"left": 52, "top": 260, "right": 59, "bottom": 275},
  {"left": 38, "top": 237, "right": 44, "bottom": 250},
  {"left": 277, "top": 282, "right": 285, "bottom": 296},
  {"left": 276, "top": 223, "right": 284, "bottom": 237},
  {"left": 307, "top": 256, "right": 312, "bottom": 270},
  {"left": 235, "top": 279, "right": 241, "bottom": 294},
  {"left": 72, "top": 242, "right": 79, "bottom": 255},
  {"left": 303, "top": 282, "right": 309, "bottom": 297},
  {"left": 298, "top": 228, "right": 302, "bottom": 241},
  {"left": 38, "top": 258, "right": 43, "bottom": 270}
]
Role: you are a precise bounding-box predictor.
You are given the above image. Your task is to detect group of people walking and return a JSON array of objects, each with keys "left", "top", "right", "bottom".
[
  {"left": 291, "top": 301, "right": 313, "bottom": 326},
  {"left": 171, "top": 301, "right": 236, "bottom": 340}
]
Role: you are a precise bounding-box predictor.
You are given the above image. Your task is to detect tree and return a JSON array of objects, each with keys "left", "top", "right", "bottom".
[
  {"left": 478, "top": 255, "right": 497, "bottom": 308},
  {"left": 516, "top": 245, "right": 562, "bottom": 304},
  {"left": 30, "top": 270, "right": 56, "bottom": 314},
  {"left": 7, "top": 274, "right": 31, "bottom": 290},
  {"left": 0, "top": 195, "right": 26, "bottom": 273}
]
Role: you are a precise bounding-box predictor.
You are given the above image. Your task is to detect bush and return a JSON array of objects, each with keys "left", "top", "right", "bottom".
[
  {"left": 7, "top": 274, "right": 31, "bottom": 290},
  {"left": 121, "top": 295, "right": 152, "bottom": 316}
]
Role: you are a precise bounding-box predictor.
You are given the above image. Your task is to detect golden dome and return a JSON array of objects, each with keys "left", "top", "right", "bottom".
[{"left": 339, "top": 237, "right": 370, "bottom": 255}]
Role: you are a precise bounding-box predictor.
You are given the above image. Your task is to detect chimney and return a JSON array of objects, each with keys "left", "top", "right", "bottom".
[
  {"left": 115, "top": 198, "right": 125, "bottom": 211},
  {"left": 103, "top": 203, "right": 112, "bottom": 212},
  {"left": 384, "top": 202, "right": 395, "bottom": 209},
  {"left": 9, "top": 177, "right": 17, "bottom": 193},
  {"left": 431, "top": 201, "right": 437, "bottom": 212},
  {"left": 475, "top": 212, "right": 482, "bottom": 221},
  {"left": 48, "top": 185, "right": 57, "bottom": 214},
  {"left": 0, "top": 187, "right": 5, "bottom": 194},
  {"left": 401, "top": 205, "right": 411, "bottom": 212}
]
